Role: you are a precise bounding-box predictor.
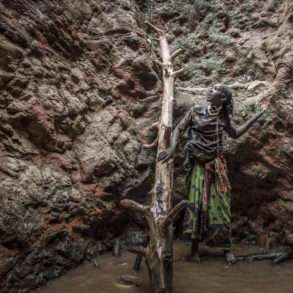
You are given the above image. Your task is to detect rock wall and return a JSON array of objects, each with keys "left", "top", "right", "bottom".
[{"left": 0, "top": 0, "right": 292, "bottom": 291}]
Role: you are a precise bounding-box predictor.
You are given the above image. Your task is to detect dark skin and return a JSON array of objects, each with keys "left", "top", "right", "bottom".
[
  {"left": 158, "top": 86, "right": 266, "bottom": 162},
  {"left": 158, "top": 86, "right": 266, "bottom": 264}
]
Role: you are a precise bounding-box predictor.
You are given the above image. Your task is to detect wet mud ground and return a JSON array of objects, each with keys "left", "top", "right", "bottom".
[{"left": 37, "top": 242, "right": 293, "bottom": 293}]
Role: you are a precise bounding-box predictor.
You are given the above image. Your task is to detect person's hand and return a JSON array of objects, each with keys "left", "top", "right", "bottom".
[
  {"left": 259, "top": 100, "right": 269, "bottom": 113},
  {"left": 258, "top": 108, "right": 266, "bottom": 117},
  {"left": 255, "top": 101, "right": 269, "bottom": 120},
  {"left": 158, "top": 148, "right": 174, "bottom": 163}
]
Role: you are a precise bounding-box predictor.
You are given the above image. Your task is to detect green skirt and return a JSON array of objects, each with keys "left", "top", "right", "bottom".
[{"left": 183, "top": 162, "right": 231, "bottom": 248}]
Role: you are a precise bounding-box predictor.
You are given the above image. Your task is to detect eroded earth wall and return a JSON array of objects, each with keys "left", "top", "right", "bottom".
[{"left": 0, "top": 0, "right": 292, "bottom": 291}]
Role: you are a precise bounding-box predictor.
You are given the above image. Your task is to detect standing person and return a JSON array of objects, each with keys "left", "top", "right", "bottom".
[{"left": 158, "top": 85, "right": 266, "bottom": 264}]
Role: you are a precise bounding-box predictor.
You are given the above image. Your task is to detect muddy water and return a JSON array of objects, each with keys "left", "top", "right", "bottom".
[{"left": 37, "top": 242, "right": 293, "bottom": 293}]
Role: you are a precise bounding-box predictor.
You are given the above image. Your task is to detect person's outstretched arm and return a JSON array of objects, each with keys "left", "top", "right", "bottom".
[
  {"left": 225, "top": 109, "right": 266, "bottom": 139},
  {"left": 158, "top": 108, "right": 193, "bottom": 163}
]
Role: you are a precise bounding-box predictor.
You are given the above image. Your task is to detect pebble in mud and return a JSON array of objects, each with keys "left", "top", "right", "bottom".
[{"left": 115, "top": 274, "right": 142, "bottom": 288}]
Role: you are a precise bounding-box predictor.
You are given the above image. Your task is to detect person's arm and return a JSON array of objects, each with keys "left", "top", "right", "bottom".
[
  {"left": 158, "top": 108, "right": 193, "bottom": 162},
  {"left": 225, "top": 109, "right": 265, "bottom": 139}
]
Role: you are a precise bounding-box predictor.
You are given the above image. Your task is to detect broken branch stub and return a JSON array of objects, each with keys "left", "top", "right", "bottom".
[
  {"left": 120, "top": 199, "right": 149, "bottom": 214},
  {"left": 171, "top": 48, "right": 184, "bottom": 61},
  {"left": 128, "top": 245, "right": 149, "bottom": 257}
]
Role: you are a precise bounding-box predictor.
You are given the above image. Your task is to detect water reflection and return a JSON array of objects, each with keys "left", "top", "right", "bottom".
[{"left": 37, "top": 242, "right": 293, "bottom": 293}]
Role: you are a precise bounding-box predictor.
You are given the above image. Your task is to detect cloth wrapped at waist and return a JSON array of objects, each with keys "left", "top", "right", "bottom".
[
  {"left": 212, "top": 155, "right": 231, "bottom": 193},
  {"left": 184, "top": 147, "right": 231, "bottom": 193}
]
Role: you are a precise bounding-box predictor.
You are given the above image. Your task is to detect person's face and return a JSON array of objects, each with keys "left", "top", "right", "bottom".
[{"left": 207, "top": 86, "right": 225, "bottom": 107}]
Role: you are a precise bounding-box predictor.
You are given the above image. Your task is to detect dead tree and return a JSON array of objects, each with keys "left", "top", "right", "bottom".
[{"left": 121, "top": 26, "right": 187, "bottom": 293}]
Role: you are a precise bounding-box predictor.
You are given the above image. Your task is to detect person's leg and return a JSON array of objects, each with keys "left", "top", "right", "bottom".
[
  {"left": 132, "top": 236, "right": 149, "bottom": 272},
  {"left": 191, "top": 238, "right": 201, "bottom": 261},
  {"left": 224, "top": 248, "right": 236, "bottom": 264},
  {"left": 207, "top": 184, "right": 236, "bottom": 264},
  {"left": 185, "top": 238, "right": 201, "bottom": 262},
  {"left": 133, "top": 254, "right": 143, "bottom": 271},
  {"left": 183, "top": 164, "right": 201, "bottom": 262}
]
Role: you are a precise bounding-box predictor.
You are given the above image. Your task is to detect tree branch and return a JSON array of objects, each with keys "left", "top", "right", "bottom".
[
  {"left": 120, "top": 199, "right": 149, "bottom": 214},
  {"left": 171, "top": 48, "right": 184, "bottom": 60},
  {"left": 128, "top": 245, "right": 149, "bottom": 257},
  {"left": 177, "top": 80, "right": 270, "bottom": 94},
  {"left": 161, "top": 200, "right": 189, "bottom": 231},
  {"left": 143, "top": 137, "right": 158, "bottom": 149},
  {"left": 150, "top": 121, "right": 159, "bottom": 129},
  {"left": 145, "top": 21, "right": 164, "bottom": 34},
  {"left": 172, "top": 67, "right": 185, "bottom": 77},
  {"left": 154, "top": 59, "right": 163, "bottom": 67},
  {"left": 176, "top": 86, "right": 208, "bottom": 95},
  {"left": 142, "top": 95, "right": 160, "bottom": 102}
]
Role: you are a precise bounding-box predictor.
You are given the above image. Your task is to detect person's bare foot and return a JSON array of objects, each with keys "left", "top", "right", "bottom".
[{"left": 225, "top": 251, "right": 236, "bottom": 265}]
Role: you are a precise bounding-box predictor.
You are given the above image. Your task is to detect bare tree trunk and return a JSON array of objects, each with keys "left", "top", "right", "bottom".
[{"left": 121, "top": 27, "right": 187, "bottom": 293}]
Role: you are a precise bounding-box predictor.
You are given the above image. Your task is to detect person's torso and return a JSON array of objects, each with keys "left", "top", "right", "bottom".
[{"left": 185, "top": 106, "right": 226, "bottom": 159}]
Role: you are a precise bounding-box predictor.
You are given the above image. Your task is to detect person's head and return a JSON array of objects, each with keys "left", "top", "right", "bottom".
[{"left": 207, "top": 84, "right": 233, "bottom": 115}]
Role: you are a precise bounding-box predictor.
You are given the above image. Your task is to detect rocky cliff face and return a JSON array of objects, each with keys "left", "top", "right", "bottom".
[{"left": 0, "top": 0, "right": 292, "bottom": 291}]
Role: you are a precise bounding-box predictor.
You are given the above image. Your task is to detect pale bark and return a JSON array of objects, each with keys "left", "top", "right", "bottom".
[{"left": 121, "top": 25, "right": 184, "bottom": 293}]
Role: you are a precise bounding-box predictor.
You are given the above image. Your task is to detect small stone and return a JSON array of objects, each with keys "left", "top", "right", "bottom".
[
  {"left": 225, "top": 50, "right": 237, "bottom": 63},
  {"left": 229, "top": 28, "right": 241, "bottom": 38}
]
